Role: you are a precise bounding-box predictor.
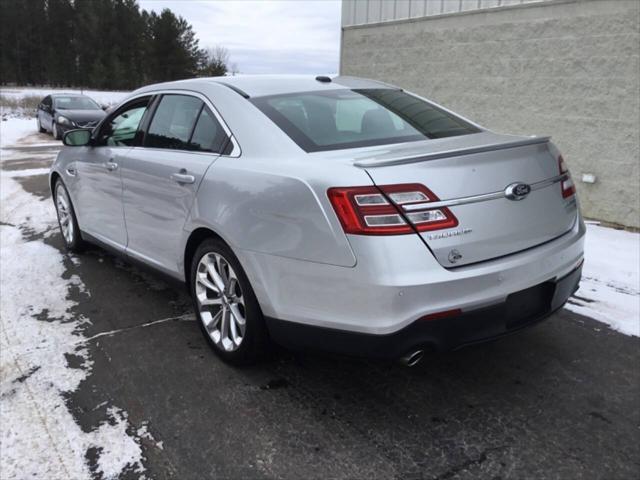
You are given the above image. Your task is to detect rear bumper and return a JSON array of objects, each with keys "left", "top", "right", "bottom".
[
  {"left": 266, "top": 263, "right": 582, "bottom": 359},
  {"left": 239, "top": 215, "right": 585, "bottom": 335}
]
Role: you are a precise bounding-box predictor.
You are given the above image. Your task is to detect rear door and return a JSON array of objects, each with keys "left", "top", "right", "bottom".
[
  {"left": 360, "top": 133, "right": 578, "bottom": 267},
  {"left": 121, "top": 93, "right": 230, "bottom": 274}
]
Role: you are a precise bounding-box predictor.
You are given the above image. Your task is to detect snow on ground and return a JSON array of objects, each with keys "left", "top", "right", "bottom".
[
  {"left": 1, "top": 86, "right": 129, "bottom": 107},
  {"left": 0, "top": 119, "right": 153, "bottom": 479},
  {"left": 566, "top": 222, "right": 640, "bottom": 337},
  {"left": 0, "top": 117, "right": 39, "bottom": 145}
]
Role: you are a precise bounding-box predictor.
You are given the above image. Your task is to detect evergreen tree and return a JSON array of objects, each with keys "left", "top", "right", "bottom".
[
  {"left": 145, "top": 8, "right": 203, "bottom": 83},
  {"left": 0, "top": 0, "right": 230, "bottom": 89}
]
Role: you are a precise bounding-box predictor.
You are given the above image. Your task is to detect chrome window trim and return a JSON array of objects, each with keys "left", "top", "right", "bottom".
[
  {"left": 122, "top": 89, "right": 241, "bottom": 158},
  {"left": 402, "top": 174, "right": 569, "bottom": 211}
]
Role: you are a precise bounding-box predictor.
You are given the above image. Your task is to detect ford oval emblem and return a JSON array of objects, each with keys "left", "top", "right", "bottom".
[{"left": 504, "top": 182, "right": 531, "bottom": 201}]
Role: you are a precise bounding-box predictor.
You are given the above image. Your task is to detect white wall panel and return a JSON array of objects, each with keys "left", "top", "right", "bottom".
[
  {"left": 343, "top": 0, "right": 552, "bottom": 26},
  {"left": 442, "top": 0, "right": 461, "bottom": 14},
  {"left": 395, "top": 0, "right": 411, "bottom": 19},
  {"left": 410, "top": 0, "right": 427, "bottom": 18},
  {"left": 381, "top": 0, "right": 397, "bottom": 21},
  {"left": 425, "top": 0, "right": 443, "bottom": 15},
  {"left": 353, "top": 0, "right": 368, "bottom": 24}
]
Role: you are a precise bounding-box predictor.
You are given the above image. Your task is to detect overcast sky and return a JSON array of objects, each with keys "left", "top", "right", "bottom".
[{"left": 138, "top": 0, "right": 342, "bottom": 75}]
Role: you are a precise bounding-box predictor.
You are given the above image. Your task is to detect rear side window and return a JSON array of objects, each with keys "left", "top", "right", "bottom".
[
  {"left": 188, "top": 107, "right": 229, "bottom": 153},
  {"left": 146, "top": 95, "right": 203, "bottom": 150},
  {"left": 251, "top": 89, "right": 480, "bottom": 152}
]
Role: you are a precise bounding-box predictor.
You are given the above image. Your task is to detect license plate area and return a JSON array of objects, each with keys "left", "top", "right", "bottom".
[{"left": 505, "top": 282, "right": 555, "bottom": 329}]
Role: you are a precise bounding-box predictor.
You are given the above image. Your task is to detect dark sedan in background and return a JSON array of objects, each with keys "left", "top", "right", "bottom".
[{"left": 37, "top": 93, "right": 106, "bottom": 139}]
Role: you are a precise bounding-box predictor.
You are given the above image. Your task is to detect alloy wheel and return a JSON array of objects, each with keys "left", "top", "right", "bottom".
[
  {"left": 195, "top": 252, "right": 247, "bottom": 352},
  {"left": 55, "top": 184, "right": 74, "bottom": 245}
]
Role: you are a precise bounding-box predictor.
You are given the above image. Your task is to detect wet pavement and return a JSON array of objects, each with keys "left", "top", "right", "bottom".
[{"left": 1, "top": 132, "right": 639, "bottom": 479}]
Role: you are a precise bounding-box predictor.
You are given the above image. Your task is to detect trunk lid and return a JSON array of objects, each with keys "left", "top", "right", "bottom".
[{"left": 357, "top": 132, "right": 578, "bottom": 267}]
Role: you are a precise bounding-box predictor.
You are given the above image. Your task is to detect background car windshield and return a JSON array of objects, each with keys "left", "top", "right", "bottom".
[
  {"left": 251, "top": 89, "right": 480, "bottom": 152},
  {"left": 54, "top": 96, "right": 100, "bottom": 110}
]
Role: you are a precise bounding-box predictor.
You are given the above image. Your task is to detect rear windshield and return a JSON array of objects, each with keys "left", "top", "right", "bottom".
[{"left": 251, "top": 89, "right": 480, "bottom": 152}]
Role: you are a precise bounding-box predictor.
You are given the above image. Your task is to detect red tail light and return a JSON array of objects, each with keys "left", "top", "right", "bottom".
[
  {"left": 558, "top": 155, "right": 576, "bottom": 198},
  {"left": 327, "top": 184, "right": 458, "bottom": 236}
]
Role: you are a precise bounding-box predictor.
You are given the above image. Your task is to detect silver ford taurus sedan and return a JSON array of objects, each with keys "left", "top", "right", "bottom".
[{"left": 50, "top": 75, "right": 585, "bottom": 366}]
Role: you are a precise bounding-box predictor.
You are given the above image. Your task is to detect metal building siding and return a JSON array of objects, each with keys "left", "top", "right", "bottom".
[{"left": 342, "top": 0, "right": 549, "bottom": 26}]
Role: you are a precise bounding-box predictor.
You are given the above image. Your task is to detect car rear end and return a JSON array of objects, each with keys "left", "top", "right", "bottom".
[{"left": 246, "top": 81, "right": 585, "bottom": 359}]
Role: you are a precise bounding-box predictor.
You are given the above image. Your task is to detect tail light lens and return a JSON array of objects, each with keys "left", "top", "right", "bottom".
[
  {"left": 559, "top": 155, "right": 576, "bottom": 198},
  {"left": 327, "top": 184, "right": 458, "bottom": 235}
]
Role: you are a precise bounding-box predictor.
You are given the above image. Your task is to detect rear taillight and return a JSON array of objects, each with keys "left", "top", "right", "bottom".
[
  {"left": 558, "top": 155, "right": 576, "bottom": 198},
  {"left": 327, "top": 184, "right": 458, "bottom": 235}
]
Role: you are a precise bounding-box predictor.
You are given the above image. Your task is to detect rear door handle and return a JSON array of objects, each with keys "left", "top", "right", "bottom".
[
  {"left": 104, "top": 161, "right": 118, "bottom": 171},
  {"left": 170, "top": 172, "right": 196, "bottom": 184}
]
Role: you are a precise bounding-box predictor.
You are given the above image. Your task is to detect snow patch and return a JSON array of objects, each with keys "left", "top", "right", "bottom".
[
  {"left": 0, "top": 118, "right": 152, "bottom": 479},
  {"left": 566, "top": 224, "right": 640, "bottom": 337},
  {"left": 0, "top": 117, "right": 38, "bottom": 147}
]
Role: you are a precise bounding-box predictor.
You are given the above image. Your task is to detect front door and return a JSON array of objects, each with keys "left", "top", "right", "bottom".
[
  {"left": 75, "top": 97, "right": 151, "bottom": 249},
  {"left": 122, "top": 94, "right": 229, "bottom": 274}
]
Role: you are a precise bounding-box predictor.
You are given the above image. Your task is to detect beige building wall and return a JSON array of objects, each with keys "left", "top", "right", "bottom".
[{"left": 340, "top": 0, "right": 640, "bottom": 228}]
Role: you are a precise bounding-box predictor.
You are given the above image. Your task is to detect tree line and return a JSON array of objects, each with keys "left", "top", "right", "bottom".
[{"left": 0, "top": 0, "right": 231, "bottom": 90}]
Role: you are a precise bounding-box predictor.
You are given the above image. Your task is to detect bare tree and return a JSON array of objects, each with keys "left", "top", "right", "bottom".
[{"left": 199, "top": 45, "right": 230, "bottom": 77}]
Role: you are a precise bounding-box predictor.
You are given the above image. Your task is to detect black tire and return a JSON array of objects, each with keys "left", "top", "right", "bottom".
[
  {"left": 54, "top": 179, "right": 85, "bottom": 252},
  {"left": 37, "top": 117, "right": 46, "bottom": 133},
  {"left": 190, "top": 238, "right": 269, "bottom": 365},
  {"left": 52, "top": 122, "right": 61, "bottom": 140}
]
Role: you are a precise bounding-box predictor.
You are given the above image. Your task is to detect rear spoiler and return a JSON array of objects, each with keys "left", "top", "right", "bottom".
[{"left": 353, "top": 136, "right": 551, "bottom": 168}]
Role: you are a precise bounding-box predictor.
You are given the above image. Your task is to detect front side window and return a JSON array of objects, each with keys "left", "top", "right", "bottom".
[
  {"left": 54, "top": 96, "right": 100, "bottom": 110},
  {"left": 251, "top": 89, "right": 480, "bottom": 152},
  {"left": 99, "top": 99, "right": 150, "bottom": 147},
  {"left": 145, "top": 95, "right": 203, "bottom": 150}
]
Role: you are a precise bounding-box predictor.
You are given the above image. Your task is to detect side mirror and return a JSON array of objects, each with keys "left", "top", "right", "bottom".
[{"left": 63, "top": 129, "right": 92, "bottom": 147}]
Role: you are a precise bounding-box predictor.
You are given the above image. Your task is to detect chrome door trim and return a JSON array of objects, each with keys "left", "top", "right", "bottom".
[
  {"left": 118, "top": 89, "right": 241, "bottom": 158},
  {"left": 402, "top": 173, "right": 569, "bottom": 212}
]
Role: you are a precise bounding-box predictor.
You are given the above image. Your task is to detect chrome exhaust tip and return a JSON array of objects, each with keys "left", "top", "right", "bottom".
[{"left": 400, "top": 349, "right": 424, "bottom": 367}]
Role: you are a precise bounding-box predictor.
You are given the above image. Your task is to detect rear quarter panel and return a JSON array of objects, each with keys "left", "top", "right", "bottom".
[{"left": 188, "top": 155, "right": 370, "bottom": 268}]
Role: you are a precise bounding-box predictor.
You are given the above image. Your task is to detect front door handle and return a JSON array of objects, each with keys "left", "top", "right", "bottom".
[
  {"left": 170, "top": 172, "right": 196, "bottom": 184},
  {"left": 104, "top": 161, "right": 118, "bottom": 172}
]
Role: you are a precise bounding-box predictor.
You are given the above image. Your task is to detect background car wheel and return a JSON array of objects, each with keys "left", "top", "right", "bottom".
[
  {"left": 52, "top": 122, "right": 61, "bottom": 140},
  {"left": 190, "top": 238, "right": 269, "bottom": 365},
  {"left": 54, "top": 179, "right": 84, "bottom": 252},
  {"left": 37, "top": 117, "right": 46, "bottom": 133}
]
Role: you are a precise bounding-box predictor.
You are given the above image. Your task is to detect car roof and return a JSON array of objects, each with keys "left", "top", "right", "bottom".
[{"left": 134, "top": 75, "right": 399, "bottom": 98}]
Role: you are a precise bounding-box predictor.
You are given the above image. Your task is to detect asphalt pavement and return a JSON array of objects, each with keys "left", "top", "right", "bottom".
[{"left": 4, "top": 137, "right": 640, "bottom": 480}]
